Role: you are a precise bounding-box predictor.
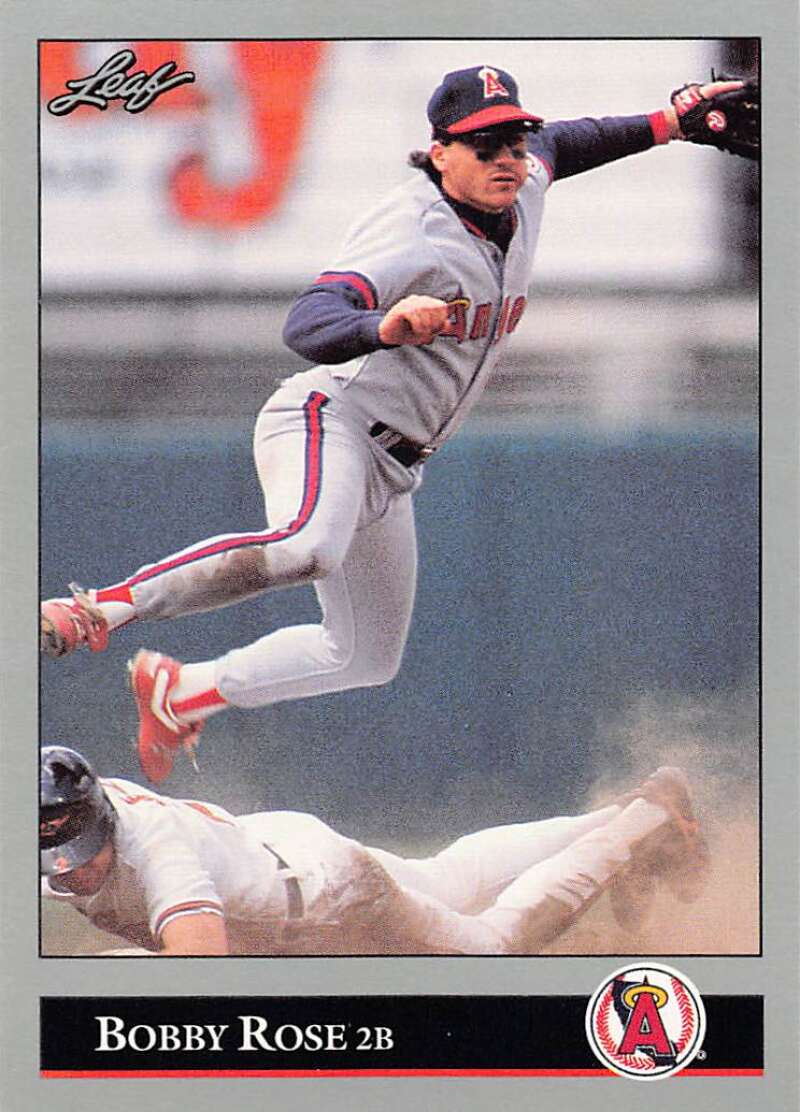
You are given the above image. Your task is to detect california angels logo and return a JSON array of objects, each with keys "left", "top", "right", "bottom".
[
  {"left": 585, "top": 963, "right": 706, "bottom": 1080},
  {"left": 478, "top": 66, "right": 510, "bottom": 99}
]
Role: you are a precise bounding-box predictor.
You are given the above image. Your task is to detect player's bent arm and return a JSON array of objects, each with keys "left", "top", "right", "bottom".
[
  {"left": 283, "top": 286, "right": 388, "bottom": 363},
  {"left": 284, "top": 286, "right": 455, "bottom": 360},
  {"left": 158, "top": 911, "right": 230, "bottom": 955}
]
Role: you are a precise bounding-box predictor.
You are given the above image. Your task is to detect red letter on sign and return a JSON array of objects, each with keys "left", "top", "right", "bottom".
[{"left": 169, "top": 41, "right": 327, "bottom": 227}]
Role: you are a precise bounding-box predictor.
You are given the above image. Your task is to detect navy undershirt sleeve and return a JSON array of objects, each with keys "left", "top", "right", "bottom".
[
  {"left": 530, "top": 114, "right": 656, "bottom": 180},
  {"left": 283, "top": 287, "right": 389, "bottom": 364}
]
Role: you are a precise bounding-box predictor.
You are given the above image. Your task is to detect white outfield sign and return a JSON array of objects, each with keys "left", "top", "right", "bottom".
[{"left": 41, "top": 39, "right": 719, "bottom": 291}]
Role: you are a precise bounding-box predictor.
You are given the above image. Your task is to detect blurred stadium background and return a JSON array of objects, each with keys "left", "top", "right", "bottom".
[{"left": 40, "top": 40, "right": 758, "bottom": 952}]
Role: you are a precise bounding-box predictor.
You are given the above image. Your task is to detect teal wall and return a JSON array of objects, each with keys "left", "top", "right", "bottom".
[{"left": 40, "top": 420, "right": 758, "bottom": 846}]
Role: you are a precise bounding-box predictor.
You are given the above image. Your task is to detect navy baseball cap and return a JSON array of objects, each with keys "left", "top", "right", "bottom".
[{"left": 427, "top": 65, "right": 543, "bottom": 135}]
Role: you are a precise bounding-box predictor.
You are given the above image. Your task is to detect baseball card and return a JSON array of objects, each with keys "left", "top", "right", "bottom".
[{"left": 1, "top": 0, "right": 798, "bottom": 1109}]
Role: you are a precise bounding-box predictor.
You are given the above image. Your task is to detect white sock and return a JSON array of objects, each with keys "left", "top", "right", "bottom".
[{"left": 169, "top": 661, "right": 228, "bottom": 725}]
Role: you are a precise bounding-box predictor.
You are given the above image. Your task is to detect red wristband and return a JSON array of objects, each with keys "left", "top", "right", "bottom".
[{"left": 648, "top": 110, "right": 672, "bottom": 145}]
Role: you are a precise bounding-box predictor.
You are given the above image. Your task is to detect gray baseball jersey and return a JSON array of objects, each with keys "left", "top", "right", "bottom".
[{"left": 319, "top": 156, "right": 551, "bottom": 447}]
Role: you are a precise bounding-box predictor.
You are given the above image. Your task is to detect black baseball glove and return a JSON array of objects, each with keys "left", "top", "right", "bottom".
[{"left": 671, "top": 71, "right": 760, "bottom": 160}]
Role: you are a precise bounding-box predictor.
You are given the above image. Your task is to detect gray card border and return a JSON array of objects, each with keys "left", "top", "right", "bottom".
[{"left": 2, "top": 2, "right": 798, "bottom": 1109}]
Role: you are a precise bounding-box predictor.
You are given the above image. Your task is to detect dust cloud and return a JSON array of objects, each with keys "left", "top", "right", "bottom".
[{"left": 543, "top": 687, "right": 759, "bottom": 955}]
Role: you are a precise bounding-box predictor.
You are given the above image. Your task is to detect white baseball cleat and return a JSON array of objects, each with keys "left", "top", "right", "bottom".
[
  {"left": 128, "top": 649, "right": 203, "bottom": 784},
  {"left": 40, "top": 583, "right": 109, "bottom": 658}
]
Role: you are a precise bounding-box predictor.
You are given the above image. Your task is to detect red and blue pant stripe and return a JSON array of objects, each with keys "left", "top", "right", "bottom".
[{"left": 99, "top": 391, "right": 329, "bottom": 601}]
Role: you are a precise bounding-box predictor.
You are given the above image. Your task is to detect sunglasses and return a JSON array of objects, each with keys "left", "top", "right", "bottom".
[{"left": 456, "top": 128, "right": 533, "bottom": 161}]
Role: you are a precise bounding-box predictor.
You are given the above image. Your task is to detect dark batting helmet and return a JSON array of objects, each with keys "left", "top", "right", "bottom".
[{"left": 40, "top": 746, "right": 116, "bottom": 876}]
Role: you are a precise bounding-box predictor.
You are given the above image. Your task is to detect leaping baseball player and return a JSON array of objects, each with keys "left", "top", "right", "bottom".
[
  {"left": 41, "top": 746, "right": 710, "bottom": 955},
  {"left": 40, "top": 65, "right": 759, "bottom": 783}
]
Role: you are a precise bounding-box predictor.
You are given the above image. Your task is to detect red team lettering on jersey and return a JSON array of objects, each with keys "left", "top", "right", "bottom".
[
  {"left": 446, "top": 296, "right": 528, "bottom": 344},
  {"left": 105, "top": 780, "right": 235, "bottom": 825}
]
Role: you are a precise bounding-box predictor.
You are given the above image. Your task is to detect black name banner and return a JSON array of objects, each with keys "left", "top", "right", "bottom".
[{"left": 41, "top": 995, "right": 763, "bottom": 1079}]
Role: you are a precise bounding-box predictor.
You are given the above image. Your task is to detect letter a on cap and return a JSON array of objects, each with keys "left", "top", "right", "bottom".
[{"left": 479, "top": 66, "right": 510, "bottom": 99}]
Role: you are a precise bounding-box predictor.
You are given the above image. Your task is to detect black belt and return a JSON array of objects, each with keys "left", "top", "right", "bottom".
[
  {"left": 369, "top": 422, "right": 436, "bottom": 468},
  {"left": 262, "top": 843, "right": 304, "bottom": 919}
]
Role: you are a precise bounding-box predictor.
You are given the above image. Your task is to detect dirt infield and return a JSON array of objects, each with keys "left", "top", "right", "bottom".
[{"left": 42, "top": 901, "right": 122, "bottom": 956}]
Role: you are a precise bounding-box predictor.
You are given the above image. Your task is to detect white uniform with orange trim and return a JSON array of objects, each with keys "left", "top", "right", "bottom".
[{"left": 40, "top": 776, "right": 677, "bottom": 955}]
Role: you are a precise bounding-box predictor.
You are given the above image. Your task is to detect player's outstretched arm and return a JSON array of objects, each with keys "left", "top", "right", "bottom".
[
  {"left": 534, "top": 76, "right": 753, "bottom": 181},
  {"left": 158, "top": 911, "right": 230, "bottom": 955}
]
